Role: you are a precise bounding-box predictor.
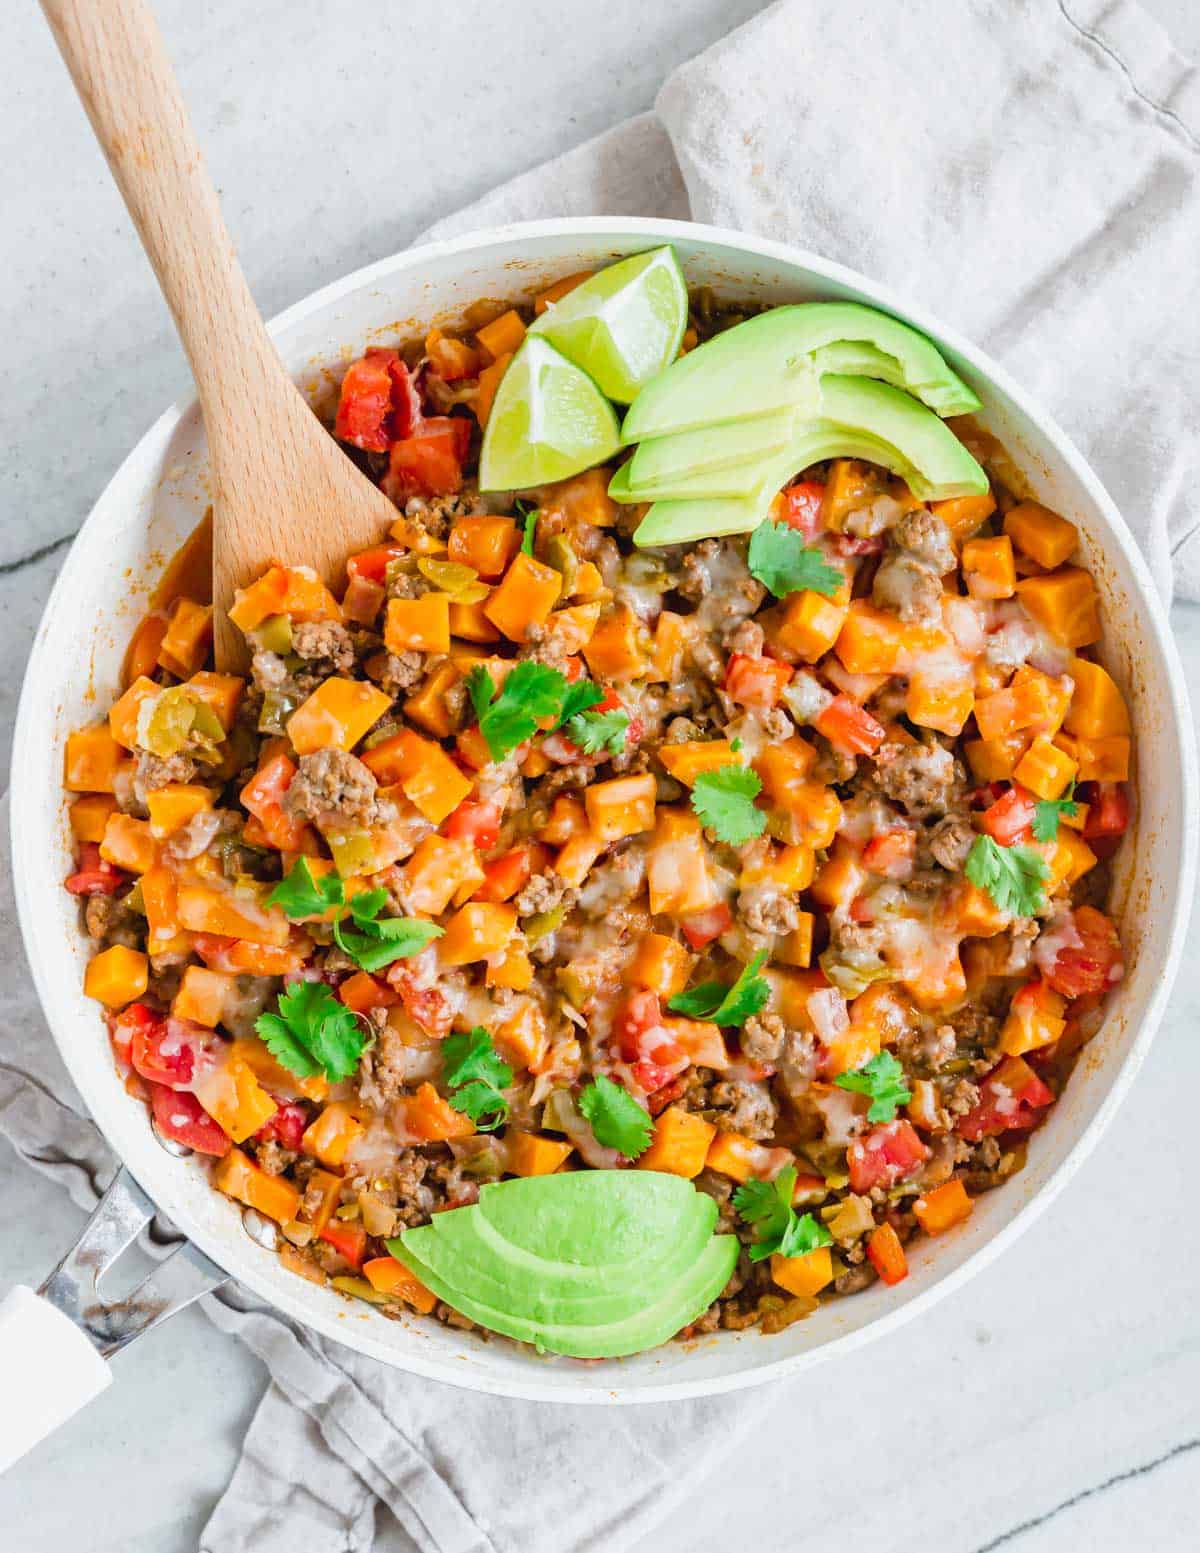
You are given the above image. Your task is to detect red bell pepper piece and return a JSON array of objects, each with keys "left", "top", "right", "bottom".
[
  {"left": 148, "top": 1083, "right": 231, "bottom": 1156},
  {"left": 64, "top": 842, "right": 128, "bottom": 897},
  {"left": 725, "top": 653, "right": 793, "bottom": 709},
  {"left": 779, "top": 480, "right": 827, "bottom": 540},
  {"left": 847, "top": 1120, "right": 929, "bottom": 1194},
  {"left": 816, "top": 694, "right": 886, "bottom": 757},
  {"left": 680, "top": 902, "right": 733, "bottom": 951},
  {"left": 383, "top": 417, "right": 471, "bottom": 502}
]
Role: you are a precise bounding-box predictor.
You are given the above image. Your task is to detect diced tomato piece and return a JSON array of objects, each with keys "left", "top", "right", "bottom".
[
  {"left": 383, "top": 417, "right": 470, "bottom": 502},
  {"left": 334, "top": 348, "right": 420, "bottom": 452},
  {"left": 680, "top": 902, "right": 733, "bottom": 951},
  {"left": 240, "top": 753, "right": 311, "bottom": 853},
  {"left": 132, "top": 1015, "right": 219, "bottom": 1091},
  {"left": 319, "top": 1218, "right": 368, "bottom": 1271},
  {"left": 346, "top": 543, "right": 407, "bottom": 584},
  {"left": 815, "top": 694, "right": 886, "bottom": 757},
  {"left": 861, "top": 827, "right": 916, "bottom": 878},
  {"left": 254, "top": 1099, "right": 309, "bottom": 1151},
  {"left": 65, "top": 842, "right": 128, "bottom": 896},
  {"left": 615, "top": 990, "right": 688, "bottom": 1093},
  {"left": 956, "top": 1055, "right": 1055, "bottom": 1141},
  {"left": 107, "top": 1001, "right": 158, "bottom": 1067},
  {"left": 614, "top": 990, "right": 663, "bottom": 1060},
  {"left": 387, "top": 967, "right": 453, "bottom": 1037},
  {"left": 831, "top": 533, "right": 886, "bottom": 557},
  {"left": 1042, "top": 906, "right": 1123, "bottom": 999},
  {"left": 444, "top": 799, "right": 502, "bottom": 851},
  {"left": 725, "top": 653, "right": 794, "bottom": 709},
  {"left": 1080, "top": 782, "right": 1130, "bottom": 840},
  {"left": 148, "top": 1083, "right": 231, "bottom": 1156},
  {"left": 779, "top": 480, "right": 827, "bottom": 540},
  {"left": 473, "top": 845, "right": 535, "bottom": 904},
  {"left": 980, "top": 784, "right": 1038, "bottom": 846},
  {"left": 563, "top": 656, "right": 585, "bottom": 683},
  {"left": 648, "top": 1076, "right": 687, "bottom": 1115},
  {"left": 866, "top": 1221, "right": 909, "bottom": 1286},
  {"left": 847, "top": 1120, "right": 930, "bottom": 1194}
]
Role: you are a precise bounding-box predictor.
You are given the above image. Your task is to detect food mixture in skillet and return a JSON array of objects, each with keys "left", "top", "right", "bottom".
[{"left": 62, "top": 252, "right": 1132, "bottom": 1352}]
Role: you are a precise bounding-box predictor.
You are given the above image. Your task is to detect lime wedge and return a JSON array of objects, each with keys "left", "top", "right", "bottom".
[
  {"left": 528, "top": 246, "right": 689, "bottom": 403},
  {"left": 478, "top": 337, "right": 621, "bottom": 492}
]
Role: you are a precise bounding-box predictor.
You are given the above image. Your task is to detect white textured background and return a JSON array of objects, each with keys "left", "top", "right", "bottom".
[{"left": 1, "top": 3, "right": 1197, "bottom": 1550}]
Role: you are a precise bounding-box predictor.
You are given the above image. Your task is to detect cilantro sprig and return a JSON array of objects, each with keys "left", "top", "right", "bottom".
[
  {"left": 465, "top": 663, "right": 608, "bottom": 763},
  {"left": 747, "top": 521, "right": 842, "bottom": 600},
  {"left": 332, "top": 889, "right": 443, "bottom": 974},
  {"left": 733, "top": 1166, "right": 833, "bottom": 1261},
  {"left": 1032, "top": 782, "right": 1079, "bottom": 843},
  {"left": 578, "top": 1074, "right": 653, "bottom": 1159},
  {"left": 442, "top": 1026, "right": 513, "bottom": 1131},
  {"left": 965, "top": 833, "right": 1049, "bottom": 916},
  {"left": 269, "top": 860, "right": 441, "bottom": 973},
  {"left": 256, "top": 981, "right": 365, "bottom": 1083},
  {"left": 833, "top": 1051, "right": 912, "bottom": 1123},
  {"left": 669, "top": 949, "right": 770, "bottom": 1026},
  {"left": 565, "top": 707, "right": 630, "bottom": 755},
  {"left": 691, "top": 764, "right": 766, "bottom": 845}
]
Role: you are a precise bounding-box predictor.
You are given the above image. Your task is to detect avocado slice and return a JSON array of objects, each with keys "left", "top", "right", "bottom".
[
  {"left": 622, "top": 301, "right": 980, "bottom": 442},
  {"left": 400, "top": 1189, "right": 717, "bottom": 1325},
  {"left": 626, "top": 408, "right": 799, "bottom": 492},
  {"left": 396, "top": 1233, "right": 739, "bottom": 1358},
  {"left": 473, "top": 1168, "right": 699, "bottom": 1263}
]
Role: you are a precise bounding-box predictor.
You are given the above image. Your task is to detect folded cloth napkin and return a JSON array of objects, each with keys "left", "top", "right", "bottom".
[{"left": 1, "top": 2, "right": 1196, "bottom": 1549}]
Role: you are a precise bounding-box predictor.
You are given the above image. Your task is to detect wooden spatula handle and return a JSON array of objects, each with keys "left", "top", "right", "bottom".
[{"left": 39, "top": 0, "right": 279, "bottom": 424}]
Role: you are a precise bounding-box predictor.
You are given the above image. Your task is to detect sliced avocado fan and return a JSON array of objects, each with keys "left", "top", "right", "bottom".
[
  {"left": 621, "top": 300, "right": 980, "bottom": 443},
  {"left": 386, "top": 1171, "right": 739, "bottom": 1358}
]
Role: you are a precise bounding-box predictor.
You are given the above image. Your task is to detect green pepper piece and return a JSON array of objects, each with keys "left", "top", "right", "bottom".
[{"left": 253, "top": 614, "right": 294, "bottom": 655}]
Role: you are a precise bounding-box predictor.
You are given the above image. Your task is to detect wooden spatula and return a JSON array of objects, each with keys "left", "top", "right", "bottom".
[{"left": 41, "top": 0, "right": 399, "bottom": 670}]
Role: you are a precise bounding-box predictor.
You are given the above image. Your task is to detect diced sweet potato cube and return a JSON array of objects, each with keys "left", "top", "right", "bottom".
[
  {"left": 108, "top": 675, "right": 161, "bottom": 749},
  {"left": 1065, "top": 657, "right": 1130, "bottom": 739},
  {"left": 476, "top": 308, "right": 527, "bottom": 361},
  {"left": 287, "top": 678, "right": 392, "bottom": 755},
  {"left": 393, "top": 1082, "right": 475, "bottom": 1142},
  {"left": 628, "top": 933, "right": 693, "bottom": 999},
  {"left": 438, "top": 902, "right": 517, "bottom": 966},
  {"left": 835, "top": 600, "right": 909, "bottom": 674},
  {"left": 69, "top": 794, "right": 119, "bottom": 843},
  {"left": 176, "top": 880, "right": 290, "bottom": 946},
  {"left": 776, "top": 590, "right": 848, "bottom": 661},
  {"left": 1015, "top": 568, "right": 1100, "bottom": 648},
  {"left": 228, "top": 565, "right": 342, "bottom": 633},
  {"left": 64, "top": 726, "right": 128, "bottom": 793},
  {"left": 649, "top": 611, "right": 695, "bottom": 683},
  {"left": 403, "top": 662, "right": 460, "bottom": 738},
  {"left": 507, "top": 1130, "right": 573, "bottom": 1177},
  {"left": 913, "top": 1179, "right": 973, "bottom": 1235},
  {"left": 584, "top": 773, "right": 657, "bottom": 842},
  {"left": 84, "top": 944, "right": 148, "bottom": 1007},
  {"left": 361, "top": 1256, "right": 438, "bottom": 1311},
  {"left": 658, "top": 740, "right": 743, "bottom": 786},
  {"left": 552, "top": 829, "right": 606, "bottom": 888},
  {"left": 100, "top": 813, "right": 159, "bottom": 874},
  {"left": 581, "top": 603, "right": 645, "bottom": 683},
  {"left": 185, "top": 672, "right": 245, "bottom": 730},
  {"left": 965, "top": 731, "right": 1032, "bottom": 781},
  {"left": 399, "top": 836, "right": 484, "bottom": 915},
  {"left": 1075, "top": 735, "right": 1130, "bottom": 782},
  {"left": 1014, "top": 736, "right": 1077, "bottom": 800},
  {"left": 1003, "top": 501, "right": 1078, "bottom": 569},
  {"left": 301, "top": 1101, "right": 365, "bottom": 1168},
  {"left": 158, "top": 598, "right": 214, "bottom": 677},
  {"left": 172, "top": 965, "right": 237, "bottom": 1027},
  {"left": 146, "top": 783, "right": 214, "bottom": 839},
  {"left": 705, "top": 1130, "right": 793, "bottom": 1183},
  {"left": 776, "top": 914, "right": 814, "bottom": 967},
  {"left": 646, "top": 809, "right": 719, "bottom": 915},
  {"left": 636, "top": 1107, "right": 715, "bottom": 1179},
  {"left": 385, "top": 594, "right": 451, "bottom": 655},
  {"left": 484, "top": 553, "right": 562, "bottom": 641},
  {"left": 929, "top": 492, "right": 997, "bottom": 548},
  {"left": 213, "top": 1148, "right": 301, "bottom": 1224},
  {"left": 771, "top": 1246, "right": 833, "bottom": 1297},
  {"left": 961, "top": 535, "right": 1016, "bottom": 600},
  {"left": 542, "top": 603, "right": 600, "bottom": 654},
  {"left": 447, "top": 516, "right": 520, "bottom": 579},
  {"left": 192, "top": 1053, "right": 278, "bottom": 1143},
  {"left": 906, "top": 672, "right": 974, "bottom": 737},
  {"left": 822, "top": 460, "right": 882, "bottom": 531},
  {"left": 124, "top": 612, "right": 169, "bottom": 686}
]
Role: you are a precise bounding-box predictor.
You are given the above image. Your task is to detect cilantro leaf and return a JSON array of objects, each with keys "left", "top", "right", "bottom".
[
  {"left": 733, "top": 1166, "right": 833, "bottom": 1261},
  {"left": 834, "top": 1050, "right": 912, "bottom": 1123},
  {"left": 777, "top": 1210, "right": 834, "bottom": 1260},
  {"left": 268, "top": 857, "right": 345, "bottom": 919},
  {"left": 577, "top": 1074, "right": 653, "bottom": 1158},
  {"left": 442, "top": 1026, "right": 513, "bottom": 1131},
  {"left": 333, "top": 916, "right": 443, "bottom": 973},
  {"left": 691, "top": 764, "right": 766, "bottom": 845},
  {"left": 467, "top": 660, "right": 570, "bottom": 762},
  {"left": 256, "top": 981, "right": 364, "bottom": 1083},
  {"left": 1032, "top": 782, "right": 1079, "bottom": 843},
  {"left": 965, "top": 833, "right": 1049, "bottom": 916},
  {"left": 558, "top": 678, "right": 605, "bottom": 724},
  {"left": 565, "top": 708, "right": 630, "bottom": 755},
  {"left": 747, "top": 521, "right": 842, "bottom": 600},
  {"left": 520, "top": 505, "right": 539, "bottom": 556},
  {"left": 669, "top": 949, "right": 770, "bottom": 1026}
]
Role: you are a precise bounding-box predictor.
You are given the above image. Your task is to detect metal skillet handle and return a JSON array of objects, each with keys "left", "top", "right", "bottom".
[{"left": 0, "top": 1169, "right": 227, "bottom": 1474}]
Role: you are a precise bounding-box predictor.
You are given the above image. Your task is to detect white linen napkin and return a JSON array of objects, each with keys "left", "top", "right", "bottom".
[{"left": 1, "top": 2, "right": 1196, "bottom": 1549}]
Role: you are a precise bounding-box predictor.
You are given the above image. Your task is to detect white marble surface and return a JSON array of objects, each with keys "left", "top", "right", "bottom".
[{"left": 1, "top": 1, "right": 1198, "bottom": 1550}]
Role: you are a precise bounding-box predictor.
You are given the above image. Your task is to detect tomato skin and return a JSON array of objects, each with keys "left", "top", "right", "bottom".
[
  {"left": 981, "top": 785, "right": 1038, "bottom": 846},
  {"left": 815, "top": 694, "right": 886, "bottom": 757},
  {"left": 725, "top": 653, "right": 793, "bottom": 709},
  {"left": 614, "top": 991, "right": 663, "bottom": 1060},
  {"left": 255, "top": 1100, "right": 309, "bottom": 1151},
  {"left": 956, "top": 1055, "right": 1054, "bottom": 1141},
  {"left": 132, "top": 1015, "right": 218, "bottom": 1091},
  {"left": 1080, "top": 782, "right": 1130, "bottom": 840},
  {"left": 107, "top": 1001, "right": 157, "bottom": 1066},
  {"left": 680, "top": 902, "right": 733, "bottom": 951},
  {"left": 383, "top": 418, "right": 470, "bottom": 502},
  {"left": 779, "top": 480, "right": 827, "bottom": 540},
  {"left": 473, "top": 844, "right": 537, "bottom": 904},
  {"left": 1042, "top": 907, "right": 1123, "bottom": 998},
  {"left": 334, "top": 349, "right": 421, "bottom": 451},
  {"left": 346, "top": 543, "right": 407, "bottom": 584},
  {"left": 387, "top": 967, "right": 453, "bottom": 1037},
  {"left": 847, "top": 1120, "right": 930, "bottom": 1194},
  {"left": 319, "top": 1219, "right": 368, "bottom": 1271},
  {"left": 444, "top": 799, "right": 502, "bottom": 851},
  {"left": 65, "top": 842, "right": 127, "bottom": 896},
  {"left": 148, "top": 1083, "right": 231, "bottom": 1156}
]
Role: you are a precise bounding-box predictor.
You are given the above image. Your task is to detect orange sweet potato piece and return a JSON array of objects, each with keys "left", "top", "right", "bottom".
[
  {"left": 1003, "top": 501, "right": 1078, "bottom": 569},
  {"left": 157, "top": 598, "right": 214, "bottom": 677},
  {"left": 213, "top": 1148, "right": 301, "bottom": 1224},
  {"left": 395, "top": 1082, "right": 475, "bottom": 1142},
  {"left": 484, "top": 553, "right": 562, "bottom": 641},
  {"left": 84, "top": 944, "right": 148, "bottom": 1008},
  {"left": 1015, "top": 568, "right": 1100, "bottom": 648},
  {"left": 636, "top": 1107, "right": 715, "bottom": 1179},
  {"left": 584, "top": 773, "right": 657, "bottom": 842},
  {"left": 287, "top": 678, "right": 392, "bottom": 755},
  {"left": 507, "top": 1131, "right": 573, "bottom": 1177},
  {"left": 581, "top": 603, "right": 646, "bottom": 683},
  {"left": 1064, "top": 657, "right": 1130, "bottom": 739},
  {"left": 362, "top": 1256, "right": 438, "bottom": 1311},
  {"left": 64, "top": 726, "right": 128, "bottom": 793}
]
